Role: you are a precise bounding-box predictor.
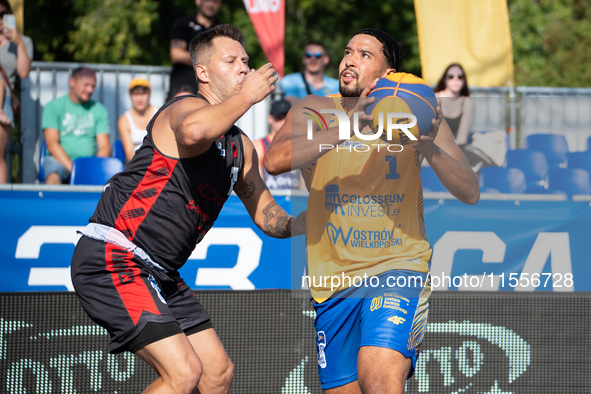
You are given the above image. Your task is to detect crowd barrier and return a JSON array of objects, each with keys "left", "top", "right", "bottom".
[
  {"left": 0, "top": 291, "right": 588, "bottom": 393},
  {"left": 517, "top": 89, "right": 591, "bottom": 151},
  {"left": 0, "top": 187, "right": 589, "bottom": 292}
]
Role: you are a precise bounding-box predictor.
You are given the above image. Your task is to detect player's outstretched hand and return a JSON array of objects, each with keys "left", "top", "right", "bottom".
[
  {"left": 418, "top": 98, "right": 443, "bottom": 148},
  {"left": 349, "top": 78, "right": 378, "bottom": 137},
  {"left": 291, "top": 210, "right": 306, "bottom": 237},
  {"left": 240, "top": 63, "right": 278, "bottom": 105}
]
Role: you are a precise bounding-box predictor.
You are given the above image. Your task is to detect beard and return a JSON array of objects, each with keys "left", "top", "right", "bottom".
[
  {"left": 339, "top": 68, "right": 364, "bottom": 97},
  {"left": 339, "top": 82, "right": 364, "bottom": 97}
]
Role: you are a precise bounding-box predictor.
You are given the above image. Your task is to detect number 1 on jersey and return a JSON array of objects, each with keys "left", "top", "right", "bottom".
[{"left": 385, "top": 155, "right": 400, "bottom": 180}]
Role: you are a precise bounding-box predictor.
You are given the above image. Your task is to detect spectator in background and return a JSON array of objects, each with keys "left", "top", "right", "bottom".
[
  {"left": 279, "top": 41, "right": 339, "bottom": 103},
  {"left": 0, "top": 0, "right": 33, "bottom": 183},
  {"left": 172, "top": 84, "right": 197, "bottom": 98},
  {"left": 0, "top": 79, "right": 10, "bottom": 125},
  {"left": 168, "top": 0, "right": 221, "bottom": 100},
  {"left": 434, "top": 63, "right": 473, "bottom": 145},
  {"left": 118, "top": 78, "right": 157, "bottom": 162},
  {"left": 42, "top": 67, "right": 110, "bottom": 184},
  {"left": 254, "top": 99, "right": 301, "bottom": 190}
]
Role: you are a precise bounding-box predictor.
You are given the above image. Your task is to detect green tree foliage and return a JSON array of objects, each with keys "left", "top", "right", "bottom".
[
  {"left": 29, "top": 0, "right": 591, "bottom": 87},
  {"left": 283, "top": 0, "right": 420, "bottom": 78},
  {"left": 24, "top": 0, "right": 79, "bottom": 62},
  {"left": 26, "top": 0, "right": 420, "bottom": 76},
  {"left": 67, "top": 0, "right": 159, "bottom": 64},
  {"left": 509, "top": 0, "right": 591, "bottom": 87},
  {"left": 168, "top": 0, "right": 421, "bottom": 77}
]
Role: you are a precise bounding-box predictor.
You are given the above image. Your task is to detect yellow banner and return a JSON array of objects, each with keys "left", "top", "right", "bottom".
[
  {"left": 9, "top": 0, "right": 23, "bottom": 33},
  {"left": 415, "top": 0, "right": 514, "bottom": 87}
]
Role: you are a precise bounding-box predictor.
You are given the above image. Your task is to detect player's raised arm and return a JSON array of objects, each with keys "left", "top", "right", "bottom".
[
  {"left": 235, "top": 133, "right": 305, "bottom": 238},
  {"left": 264, "top": 82, "right": 377, "bottom": 175},
  {"left": 263, "top": 95, "right": 327, "bottom": 175},
  {"left": 420, "top": 102, "right": 480, "bottom": 204},
  {"left": 167, "top": 63, "right": 277, "bottom": 152}
]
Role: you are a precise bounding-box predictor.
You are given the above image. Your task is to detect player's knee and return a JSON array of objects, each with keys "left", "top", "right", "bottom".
[
  {"left": 202, "top": 356, "right": 234, "bottom": 391},
  {"left": 220, "top": 358, "right": 234, "bottom": 389},
  {"left": 45, "top": 172, "right": 61, "bottom": 184},
  {"left": 359, "top": 379, "right": 389, "bottom": 394},
  {"left": 170, "top": 356, "right": 203, "bottom": 394},
  {"left": 359, "top": 373, "right": 404, "bottom": 394}
]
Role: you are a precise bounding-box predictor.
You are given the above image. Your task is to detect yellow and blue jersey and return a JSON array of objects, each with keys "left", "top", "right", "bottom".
[{"left": 304, "top": 94, "right": 432, "bottom": 302}]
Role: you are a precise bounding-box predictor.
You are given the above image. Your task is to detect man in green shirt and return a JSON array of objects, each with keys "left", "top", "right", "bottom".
[{"left": 42, "top": 67, "right": 110, "bottom": 184}]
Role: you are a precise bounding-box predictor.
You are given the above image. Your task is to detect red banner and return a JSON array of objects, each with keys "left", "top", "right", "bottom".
[{"left": 243, "top": 0, "right": 285, "bottom": 77}]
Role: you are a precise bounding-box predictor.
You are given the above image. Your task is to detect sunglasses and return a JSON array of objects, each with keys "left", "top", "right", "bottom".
[
  {"left": 305, "top": 51, "right": 324, "bottom": 59},
  {"left": 447, "top": 74, "right": 465, "bottom": 80}
]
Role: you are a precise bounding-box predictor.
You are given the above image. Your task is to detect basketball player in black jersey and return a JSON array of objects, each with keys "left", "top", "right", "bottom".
[{"left": 70, "top": 24, "right": 305, "bottom": 394}]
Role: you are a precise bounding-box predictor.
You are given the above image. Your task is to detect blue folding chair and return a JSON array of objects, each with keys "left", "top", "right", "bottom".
[
  {"left": 566, "top": 151, "right": 591, "bottom": 173},
  {"left": 112, "top": 139, "right": 126, "bottom": 164},
  {"left": 523, "top": 184, "right": 567, "bottom": 196},
  {"left": 38, "top": 140, "right": 47, "bottom": 183},
  {"left": 526, "top": 134, "right": 568, "bottom": 169},
  {"left": 70, "top": 157, "right": 124, "bottom": 185},
  {"left": 548, "top": 168, "right": 591, "bottom": 197},
  {"left": 505, "top": 149, "right": 548, "bottom": 187},
  {"left": 420, "top": 166, "right": 446, "bottom": 192},
  {"left": 480, "top": 167, "right": 527, "bottom": 194}
]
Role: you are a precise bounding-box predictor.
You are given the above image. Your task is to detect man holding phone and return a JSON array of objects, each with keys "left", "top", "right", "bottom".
[{"left": 0, "top": 0, "right": 33, "bottom": 183}]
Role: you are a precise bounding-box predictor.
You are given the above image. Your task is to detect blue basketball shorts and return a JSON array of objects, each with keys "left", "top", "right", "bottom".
[{"left": 313, "top": 269, "right": 431, "bottom": 390}]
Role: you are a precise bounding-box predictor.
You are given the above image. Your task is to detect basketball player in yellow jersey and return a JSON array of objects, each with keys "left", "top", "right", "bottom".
[{"left": 265, "top": 28, "right": 479, "bottom": 394}]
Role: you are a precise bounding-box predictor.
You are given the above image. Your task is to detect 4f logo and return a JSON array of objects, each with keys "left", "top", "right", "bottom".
[
  {"left": 388, "top": 316, "right": 406, "bottom": 325},
  {"left": 304, "top": 108, "right": 417, "bottom": 141}
]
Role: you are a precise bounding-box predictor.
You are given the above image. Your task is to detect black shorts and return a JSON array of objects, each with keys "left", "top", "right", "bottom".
[{"left": 71, "top": 236, "right": 211, "bottom": 353}]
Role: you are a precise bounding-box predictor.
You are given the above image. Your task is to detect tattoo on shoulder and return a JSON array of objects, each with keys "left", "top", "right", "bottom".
[
  {"left": 234, "top": 179, "right": 255, "bottom": 198},
  {"left": 262, "top": 201, "right": 291, "bottom": 239},
  {"left": 170, "top": 39, "right": 187, "bottom": 50}
]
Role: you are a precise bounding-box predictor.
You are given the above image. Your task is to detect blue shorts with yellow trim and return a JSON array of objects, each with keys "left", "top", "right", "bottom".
[{"left": 313, "top": 269, "right": 431, "bottom": 390}]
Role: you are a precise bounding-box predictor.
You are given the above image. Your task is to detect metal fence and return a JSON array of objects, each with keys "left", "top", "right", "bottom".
[
  {"left": 517, "top": 86, "right": 591, "bottom": 151},
  {"left": 443, "top": 86, "right": 591, "bottom": 152},
  {"left": 15, "top": 61, "right": 591, "bottom": 183},
  {"left": 469, "top": 86, "right": 511, "bottom": 133},
  {"left": 20, "top": 61, "right": 271, "bottom": 183}
]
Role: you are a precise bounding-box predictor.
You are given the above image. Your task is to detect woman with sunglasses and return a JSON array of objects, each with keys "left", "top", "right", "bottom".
[
  {"left": 434, "top": 63, "right": 473, "bottom": 145},
  {"left": 0, "top": 0, "right": 32, "bottom": 183}
]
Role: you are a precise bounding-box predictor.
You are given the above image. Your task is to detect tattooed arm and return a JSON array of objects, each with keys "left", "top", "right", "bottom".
[
  {"left": 260, "top": 200, "right": 291, "bottom": 238},
  {"left": 235, "top": 133, "right": 306, "bottom": 238}
]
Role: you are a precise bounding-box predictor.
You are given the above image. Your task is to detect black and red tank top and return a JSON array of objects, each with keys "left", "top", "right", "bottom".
[{"left": 90, "top": 94, "right": 244, "bottom": 272}]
